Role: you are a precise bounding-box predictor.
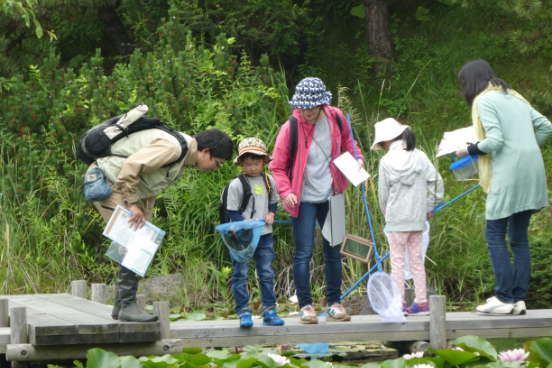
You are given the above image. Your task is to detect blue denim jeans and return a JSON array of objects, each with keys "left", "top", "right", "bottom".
[
  {"left": 486, "top": 210, "right": 534, "bottom": 304},
  {"left": 231, "top": 233, "right": 276, "bottom": 315},
  {"left": 292, "top": 201, "right": 343, "bottom": 308}
]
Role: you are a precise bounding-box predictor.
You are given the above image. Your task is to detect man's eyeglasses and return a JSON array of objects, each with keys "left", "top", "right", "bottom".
[{"left": 215, "top": 159, "right": 224, "bottom": 168}]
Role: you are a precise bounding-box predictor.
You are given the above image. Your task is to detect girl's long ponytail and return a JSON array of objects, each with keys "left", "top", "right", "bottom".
[{"left": 402, "top": 128, "right": 416, "bottom": 151}]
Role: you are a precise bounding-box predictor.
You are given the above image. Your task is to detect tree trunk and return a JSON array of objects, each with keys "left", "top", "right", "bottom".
[
  {"left": 97, "top": 2, "right": 134, "bottom": 56},
  {"left": 362, "top": 0, "right": 394, "bottom": 73}
]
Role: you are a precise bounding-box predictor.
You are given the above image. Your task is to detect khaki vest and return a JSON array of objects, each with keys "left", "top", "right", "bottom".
[{"left": 98, "top": 129, "right": 191, "bottom": 199}]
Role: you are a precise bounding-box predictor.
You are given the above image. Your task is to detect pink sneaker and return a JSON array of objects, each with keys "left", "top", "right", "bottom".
[
  {"left": 300, "top": 305, "right": 318, "bottom": 324},
  {"left": 326, "top": 303, "right": 351, "bottom": 322}
]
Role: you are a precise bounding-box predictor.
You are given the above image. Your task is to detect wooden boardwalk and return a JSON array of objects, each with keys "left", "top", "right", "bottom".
[{"left": 2, "top": 284, "right": 552, "bottom": 363}]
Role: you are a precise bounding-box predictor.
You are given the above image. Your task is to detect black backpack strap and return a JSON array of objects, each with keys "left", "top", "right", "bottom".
[
  {"left": 260, "top": 172, "right": 272, "bottom": 213},
  {"left": 237, "top": 173, "right": 256, "bottom": 218},
  {"left": 285, "top": 116, "right": 298, "bottom": 184},
  {"left": 335, "top": 111, "right": 343, "bottom": 133}
]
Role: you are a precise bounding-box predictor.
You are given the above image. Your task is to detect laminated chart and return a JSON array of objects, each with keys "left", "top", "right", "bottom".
[{"left": 103, "top": 205, "right": 165, "bottom": 276}]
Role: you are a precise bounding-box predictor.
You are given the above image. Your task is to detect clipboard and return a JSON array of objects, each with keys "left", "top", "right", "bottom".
[{"left": 321, "top": 192, "right": 346, "bottom": 246}]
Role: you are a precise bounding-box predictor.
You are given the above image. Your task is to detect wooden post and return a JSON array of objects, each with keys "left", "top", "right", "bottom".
[
  {"left": 137, "top": 295, "right": 146, "bottom": 310},
  {"left": 429, "top": 295, "right": 446, "bottom": 350},
  {"left": 91, "top": 284, "right": 108, "bottom": 304},
  {"left": 0, "top": 298, "right": 8, "bottom": 327},
  {"left": 404, "top": 288, "right": 415, "bottom": 308},
  {"left": 10, "top": 307, "right": 27, "bottom": 367},
  {"left": 153, "top": 302, "right": 170, "bottom": 339},
  {"left": 71, "top": 280, "right": 87, "bottom": 299}
]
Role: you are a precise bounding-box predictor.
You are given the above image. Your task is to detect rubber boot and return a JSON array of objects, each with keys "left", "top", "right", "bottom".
[
  {"left": 111, "top": 286, "right": 121, "bottom": 320},
  {"left": 117, "top": 266, "right": 158, "bottom": 322}
]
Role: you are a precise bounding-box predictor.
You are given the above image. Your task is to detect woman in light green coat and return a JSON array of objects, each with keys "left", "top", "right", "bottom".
[{"left": 457, "top": 59, "right": 552, "bottom": 315}]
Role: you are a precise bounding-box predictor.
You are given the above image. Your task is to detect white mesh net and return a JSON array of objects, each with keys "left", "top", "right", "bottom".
[{"left": 367, "top": 272, "right": 406, "bottom": 323}]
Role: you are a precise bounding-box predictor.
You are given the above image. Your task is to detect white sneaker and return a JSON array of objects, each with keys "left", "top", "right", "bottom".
[
  {"left": 513, "top": 301, "right": 526, "bottom": 315},
  {"left": 476, "top": 296, "right": 514, "bottom": 314}
]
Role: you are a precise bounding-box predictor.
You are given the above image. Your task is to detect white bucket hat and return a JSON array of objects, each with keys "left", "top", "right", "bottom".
[{"left": 371, "top": 118, "right": 410, "bottom": 150}]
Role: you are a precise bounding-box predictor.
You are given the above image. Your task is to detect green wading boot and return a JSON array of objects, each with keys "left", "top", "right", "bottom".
[{"left": 117, "top": 266, "right": 158, "bottom": 322}]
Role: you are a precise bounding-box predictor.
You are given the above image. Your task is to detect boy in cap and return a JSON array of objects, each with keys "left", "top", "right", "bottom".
[{"left": 226, "top": 137, "right": 284, "bottom": 328}]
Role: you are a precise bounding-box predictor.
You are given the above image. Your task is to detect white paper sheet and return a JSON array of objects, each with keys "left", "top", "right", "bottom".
[
  {"left": 333, "top": 151, "right": 371, "bottom": 187},
  {"left": 437, "top": 126, "right": 477, "bottom": 158}
]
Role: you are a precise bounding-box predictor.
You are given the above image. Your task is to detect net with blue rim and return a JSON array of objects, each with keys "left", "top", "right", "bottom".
[{"left": 215, "top": 220, "right": 265, "bottom": 264}]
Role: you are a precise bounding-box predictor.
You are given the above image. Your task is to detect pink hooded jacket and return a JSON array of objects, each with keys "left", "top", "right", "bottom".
[{"left": 269, "top": 105, "right": 364, "bottom": 218}]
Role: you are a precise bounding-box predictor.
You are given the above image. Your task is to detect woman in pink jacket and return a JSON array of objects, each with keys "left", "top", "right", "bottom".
[{"left": 270, "top": 77, "right": 364, "bottom": 324}]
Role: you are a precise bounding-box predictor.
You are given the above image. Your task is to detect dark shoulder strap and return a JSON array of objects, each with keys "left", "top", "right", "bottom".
[
  {"left": 286, "top": 116, "right": 298, "bottom": 183},
  {"left": 335, "top": 111, "right": 343, "bottom": 133},
  {"left": 260, "top": 172, "right": 271, "bottom": 195},
  {"left": 237, "top": 173, "right": 253, "bottom": 215}
]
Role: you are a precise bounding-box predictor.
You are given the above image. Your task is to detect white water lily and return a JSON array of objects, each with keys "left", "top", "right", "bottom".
[
  {"left": 498, "top": 349, "right": 530, "bottom": 362},
  {"left": 452, "top": 347, "right": 464, "bottom": 351},
  {"left": 403, "top": 352, "right": 424, "bottom": 360},
  {"left": 268, "top": 353, "right": 290, "bottom": 366}
]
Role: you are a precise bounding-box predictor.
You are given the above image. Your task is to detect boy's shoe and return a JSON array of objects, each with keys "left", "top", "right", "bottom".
[
  {"left": 263, "top": 311, "right": 285, "bottom": 326},
  {"left": 476, "top": 297, "right": 514, "bottom": 314},
  {"left": 326, "top": 303, "right": 351, "bottom": 322},
  {"left": 299, "top": 305, "right": 318, "bottom": 324},
  {"left": 402, "top": 301, "right": 409, "bottom": 316},
  {"left": 239, "top": 314, "right": 253, "bottom": 328},
  {"left": 407, "top": 302, "right": 430, "bottom": 316},
  {"left": 513, "top": 301, "right": 526, "bottom": 315}
]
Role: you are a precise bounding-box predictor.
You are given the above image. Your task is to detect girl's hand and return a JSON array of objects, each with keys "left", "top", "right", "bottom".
[
  {"left": 128, "top": 204, "right": 145, "bottom": 230},
  {"left": 264, "top": 212, "right": 275, "bottom": 225},
  {"left": 427, "top": 213, "right": 434, "bottom": 220},
  {"left": 284, "top": 193, "right": 298, "bottom": 208},
  {"left": 456, "top": 144, "right": 468, "bottom": 158},
  {"left": 357, "top": 158, "right": 365, "bottom": 172}
]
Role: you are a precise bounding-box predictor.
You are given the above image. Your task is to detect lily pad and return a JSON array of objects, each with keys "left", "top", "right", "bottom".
[{"left": 186, "top": 312, "right": 207, "bottom": 321}]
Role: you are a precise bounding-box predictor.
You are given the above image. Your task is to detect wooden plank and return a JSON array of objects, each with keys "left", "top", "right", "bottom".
[
  {"left": 71, "top": 281, "right": 87, "bottom": 299},
  {"left": 119, "top": 322, "right": 160, "bottom": 334},
  {"left": 0, "top": 326, "right": 10, "bottom": 344},
  {"left": 91, "top": 284, "right": 108, "bottom": 304},
  {"left": 10, "top": 307, "right": 27, "bottom": 344},
  {"left": 448, "top": 327, "right": 552, "bottom": 339},
  {"left": 0, "top": 298, "right": 8, "bottom": 327},
  {"left": 78, "top": 332, "right": 119, "bottom": 344},
  {"left": 38, "top": 294, "right": 114, "bottom": 319},
  {"left": 154, "top": 302, "right": 170, "bottom": 339},
  {"left": 26, "top": 314, "right": 77, "bottom": 336},
  {"left": 119, "top": 331, "right": 161, "bottom": 343},
  {"left": 6, "top": 340, "right": 184, "bottom": 361},
  {"left": 429, "top": 295, "right": 446, "bottom": 350},
  {"left": 119, "top": 321, "right": 161, "bottom": 343},
  {"left": 29, "top": 334, "right": 77, "bottom": 346},
  {"left": 7, "top": 300, "right": 46, "bottom": 316},
  {"left": 7, "top": 296, "right": 118, "bottom": 335},
  {"left": 10, "top": 307, "right": 27, "bottom": 368},
  {"left": 170, "top": 315, "right": 429, "bottom": 339}
]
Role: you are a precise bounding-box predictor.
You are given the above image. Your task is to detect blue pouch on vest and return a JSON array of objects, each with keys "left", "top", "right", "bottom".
[{"left": 83, "top": 167, "right": 112, "bottom": 202}]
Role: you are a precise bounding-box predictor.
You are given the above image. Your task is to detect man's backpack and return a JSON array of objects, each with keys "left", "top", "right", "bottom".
[
  {"left": 75, "top": 104, "right": 188, "bottom": 166},
  {"left": 285, "top": 111, "right": 342, "bottom": 183},
  {"left": 219, "top": 173, "right": 271, "bottom": 224}
]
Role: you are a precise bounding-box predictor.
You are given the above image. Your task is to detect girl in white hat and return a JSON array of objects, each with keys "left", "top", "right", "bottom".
[{"left": 372, "top": 118, "right": 444, "bottom": 315}]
